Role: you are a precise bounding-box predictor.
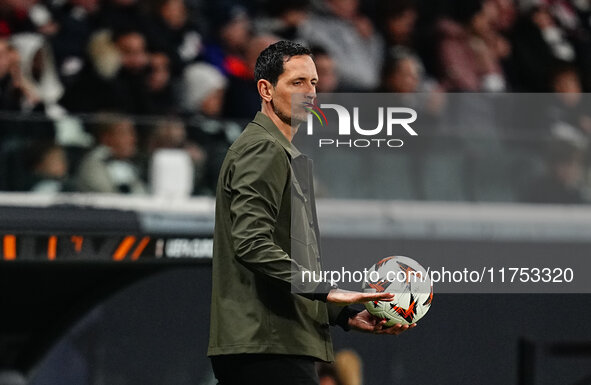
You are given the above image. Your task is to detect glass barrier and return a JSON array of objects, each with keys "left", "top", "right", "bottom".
[
  {"left": 292, "top": 93, "right": 591, "bottom": 204},
  {"left": 1, "top": 93, "right": 590, "bottom": 204},
  {"left": 0, "top": 111, "right": 246, "bottom": 197}
]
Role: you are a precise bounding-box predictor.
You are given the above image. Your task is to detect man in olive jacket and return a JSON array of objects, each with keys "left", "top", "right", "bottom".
[{"left": 209, "top": 41, "right": 415, "bottom": 385}]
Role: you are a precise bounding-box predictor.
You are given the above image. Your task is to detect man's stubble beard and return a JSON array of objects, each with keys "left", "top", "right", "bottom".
[{"left": 272, "top": 100, "right": 304, "bottom": 135}]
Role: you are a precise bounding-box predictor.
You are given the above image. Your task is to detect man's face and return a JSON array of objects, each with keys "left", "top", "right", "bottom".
[
  {"left": 388, "top": 58, "right": 419, "bottom": 93},
  {"left": 270, "top": 54, "right": 318, "bottom": 126},
  {"left": 387, "top": 9, "right": 417, "bottom": 44},
  {"left": 148, "top": 53, "right": 170, "bottom": 91},
  {"left": 314, "top": 54, "right": 337, "bottom": 93},
  {"left": 37, "top": 147, "right": 68, "bottom": 178},
  {"left": 116, "top": 33, "right": 148, "bottom": 73},
  {"left": 221, "top": 16, "right": 251, "bottom": 52},
  {"left": 161, "top": 0, "right": 187, "bottom": 29},
  {"left": 103, "top": 120, "right": 137, "bottom": 159},
  {"left": 554, "top": 71, "right": 582, "bottom": 106}
]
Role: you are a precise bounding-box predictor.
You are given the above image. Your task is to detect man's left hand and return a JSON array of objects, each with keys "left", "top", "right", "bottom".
[{"left": 348, "top": 310, "right": 417, "bottom": 335}]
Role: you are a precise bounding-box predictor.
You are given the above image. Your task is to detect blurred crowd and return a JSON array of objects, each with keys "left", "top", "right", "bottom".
[{"left": 1, "top": 0, "right": 591, "bottom": 202}]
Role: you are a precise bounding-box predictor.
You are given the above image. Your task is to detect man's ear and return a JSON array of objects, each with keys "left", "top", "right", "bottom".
[{"left": 257, "top": 79, "right": 274, "bottom": 102}]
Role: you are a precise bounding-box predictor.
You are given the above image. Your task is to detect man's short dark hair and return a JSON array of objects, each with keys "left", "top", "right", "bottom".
[{"left": 254, "top": 40, "right": 312, "bottom": 85}]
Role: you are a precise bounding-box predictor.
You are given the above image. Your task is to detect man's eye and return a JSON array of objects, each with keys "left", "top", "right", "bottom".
[{"left": 294, "top": 81, "right": 302, "bottom": 85}]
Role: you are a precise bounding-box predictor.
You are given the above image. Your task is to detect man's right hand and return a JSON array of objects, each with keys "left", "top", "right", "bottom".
[{"left": 326, "top": 289, "right": 394, "bottom": 306}]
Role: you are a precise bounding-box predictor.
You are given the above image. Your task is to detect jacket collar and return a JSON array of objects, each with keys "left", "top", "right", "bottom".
[{"left": 252, "top": 112, "right": 302, "bottom": 159}]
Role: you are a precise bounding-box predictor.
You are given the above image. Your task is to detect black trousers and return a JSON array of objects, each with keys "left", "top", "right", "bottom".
[{"left": 210, "top": 354, "right": 319, "bottom": 385}]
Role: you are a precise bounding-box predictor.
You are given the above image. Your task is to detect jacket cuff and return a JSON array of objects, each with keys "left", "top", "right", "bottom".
[
  {"left": 334, "top": 306, "right": 362, "bottom": 332},
  {"left": 295, "top": 281, "right": 336, "bottom": 301},
  {"left": 312, "top": 281, "right": 337, "bottom": 302}
]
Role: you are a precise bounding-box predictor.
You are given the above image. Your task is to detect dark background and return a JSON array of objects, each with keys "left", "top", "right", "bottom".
[{"left": 26, "top": 235, "right": 591, "bottom": 385}]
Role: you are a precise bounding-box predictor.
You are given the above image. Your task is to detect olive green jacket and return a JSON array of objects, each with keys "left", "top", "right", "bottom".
[{"left": 208, "top": 112, "right": 351, "bottom": 362}]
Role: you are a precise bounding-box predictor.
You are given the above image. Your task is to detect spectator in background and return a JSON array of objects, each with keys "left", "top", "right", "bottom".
[
  {"left": 148, "top": 0, "right": 203, "bottom": 76},
  {"left": 0, "top": 3, "right": 11, "bottom": 38},
  {"left": 0, "top": 37, "right": 24, "bottom": 110},
  {"left": 521, "top": 140, "right": 587, "bottom": 204},
  {"left": 50, "top": 0, "right": 101, "bottom": 87},
  {"left": 255, "top": 0, "right": 311, "bottom": 41},
  {"left": 558, "top": 0, "right": 591, "bottom": 91},
  {"left": 181, "top": 62, "right": 242, "bottom": 192},
  {"left": 510, "top": 65, "right": 589, "bottom": 139},
  {"left": 491, "top": 0, "right": 517, "bottom": 32},
  {"left": 299, "top": 0, "right": 384, "bottom": 91},
  {"left": 382, "top": 48, "right": 423, "bottom": 93},
  {"left": 553, "top": 64, "right": 583, "bottom": 96},
  {"left": 436, "top": 0, "right": 508, "bottom": 92},
  {"left": 203, "top": 3, "right": 252, "bottom": 79},
  {"left": 380, "top": 0, "right": 418, "bottom": 49},
  {"left": 62, "top": 29, "right": 152, "bottom": 114},
  {"left": 146, "top": 52, "right": 177, "bottom": 114},
  {"left": 310, "top": 45, "right": 339, "bottom": 93},
  {"left": 25, "top": 143, "right": 72, "bottom": 193},
  {"left": 0, "top": 37, "right": 56, "bottom": 146},
  {"left": 0, "top": 0, "right": 58, "bottom": 36},
  {"left": 545, "top": 65, "right": 591, "bottom": 142},
  {"left": 378, "top": 1, "right": 443, "bottom": 97},
  {"left": 512, "top": 2, "right": 576, "bottom": 91},
  {"left": 380, "top": 48, "right": 445, "bottom": 120},
  {"left": 544, "top": 0, "right": 584, "bottom": 35},
  {"left": 77, "top": 115, "right": 147, "bottom": 194},
  {"left": 145, "top": 118, "right": 207, "bottom": 194},
  {"left": 181, "top": 62, "right": 227, "bottom": 117},
  {"left": 10, "top": 33, "right": 66, "bottom": 117},
  {"left": 109, "top": 29, "right": 151, "bottom": 114},
  {"left": 147, "top": 118, "right": 206, "bottom": 163},
  {"left": 222, "top": 34, "right": 279, "bottom": 119},
  {"left": 0, "top": 37, "right": 43, "bottom": 112}
]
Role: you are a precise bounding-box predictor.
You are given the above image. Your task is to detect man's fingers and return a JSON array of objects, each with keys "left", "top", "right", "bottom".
[
  {"left": 327, "top": 290, "right": 398, "bottom": 305},
  {"left": 373, "top": 319, "right": 387, "bottom": 331},
  {"left": 376, "top": 323, "right": 416, "bottom": 335},
  {"left": 377, "top": 323, "right": 402, "bottom": 334},
  {"left": 362, "top": 292, "right": 395, "bottom": 302}
]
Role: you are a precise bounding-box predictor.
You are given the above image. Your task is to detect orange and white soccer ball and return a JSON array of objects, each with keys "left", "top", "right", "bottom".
[{"left": 362, "top": 256, "right": 433, "bottom": 326}]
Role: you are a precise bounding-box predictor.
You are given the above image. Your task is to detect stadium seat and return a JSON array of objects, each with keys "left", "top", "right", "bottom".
[{"left": 150, "top": 149, "right": 194, "bottom": 198}]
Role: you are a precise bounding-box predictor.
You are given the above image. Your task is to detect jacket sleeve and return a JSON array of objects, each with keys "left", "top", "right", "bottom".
[
  {"left": 327, "top": 303, "right": 362, "bottom": 331},
  {"left": 228, "top": 139, "right": 331, "bottom": 298}
]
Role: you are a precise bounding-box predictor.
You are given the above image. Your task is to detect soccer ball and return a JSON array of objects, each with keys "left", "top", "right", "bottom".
[{"left": 362, "top": 256, "right": 433, "bottom": 326}]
